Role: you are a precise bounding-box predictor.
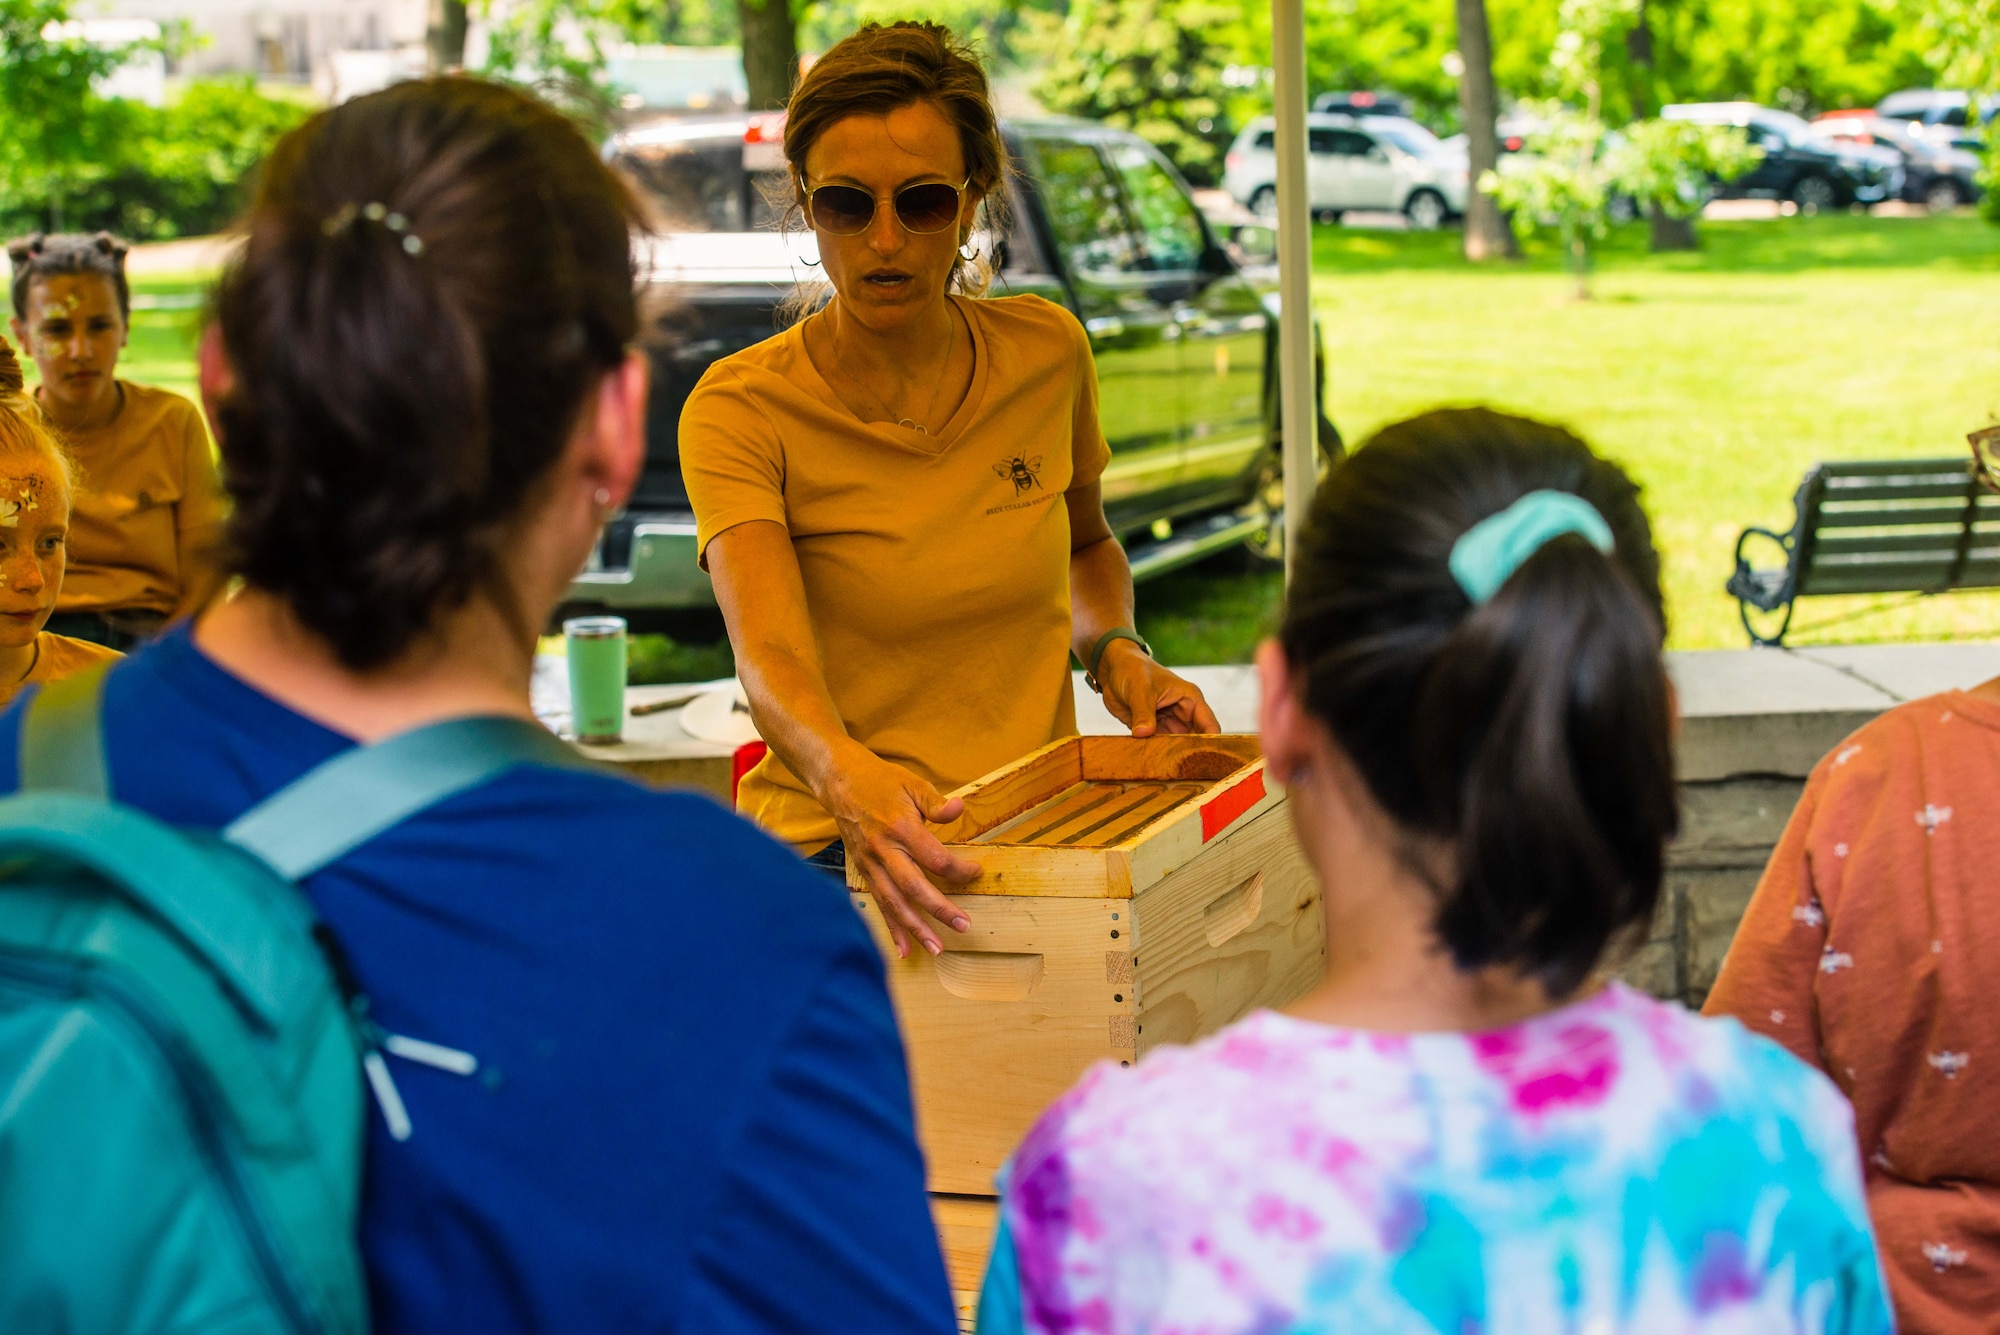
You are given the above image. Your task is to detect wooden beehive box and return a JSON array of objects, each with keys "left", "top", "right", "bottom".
[{"left": 850, "top": 734, "right": 1325, "bottom": 1197}]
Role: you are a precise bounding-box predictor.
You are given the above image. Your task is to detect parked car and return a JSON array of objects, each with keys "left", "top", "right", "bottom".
[
  {"left": 1311, "top": 90, "right": 1411, "bottom": 119},
  {"left": 1875, "top": 89, "right": 1997, "bottom": 151},
  {"left": 1440, "top": 111, "right": 1547, "bottom": 158},
  {"left": 1224, "top": 114, "right": 1469, "bottom": 229},
  {"left": 1662, "top": 102, "right": 1901, "bottom": 212},
  {"left": 1810, "top": 113, "right": 1984, "bottom": 211},
  {"left": 562, "top": 116, "right": 1342, "bottom": 636}
]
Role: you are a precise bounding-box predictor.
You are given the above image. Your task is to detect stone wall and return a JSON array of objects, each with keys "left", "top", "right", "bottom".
[
  {"left": 1618, "top": 776, "right": 1803, "bottom": 1007},
  {"left": 1613, "top": 642, "right": 2000, "bottom": 1008}
]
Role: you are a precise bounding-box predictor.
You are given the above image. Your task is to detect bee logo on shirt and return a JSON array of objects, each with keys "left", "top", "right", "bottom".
[{"left": 993, "top": 454, "right": 1044, "bottom": 495}]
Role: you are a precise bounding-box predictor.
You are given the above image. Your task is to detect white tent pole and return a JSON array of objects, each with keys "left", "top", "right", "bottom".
[{"left": 1270, "top": 0, "right": 1316, "bottom": 584}]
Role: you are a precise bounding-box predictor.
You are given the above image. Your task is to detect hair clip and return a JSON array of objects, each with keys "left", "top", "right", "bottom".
[{"left": 323, "top": 200, "right": 426, "bottom": 255}]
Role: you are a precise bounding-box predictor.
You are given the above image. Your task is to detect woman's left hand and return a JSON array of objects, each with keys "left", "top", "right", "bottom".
[{"left": 1095, "top": 640, "right": 1221, "bottom": 736}]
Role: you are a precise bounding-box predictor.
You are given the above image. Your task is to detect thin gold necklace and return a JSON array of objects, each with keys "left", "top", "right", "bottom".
[{"left": 832, "top": 304, "right": 957, "bottom": 434}]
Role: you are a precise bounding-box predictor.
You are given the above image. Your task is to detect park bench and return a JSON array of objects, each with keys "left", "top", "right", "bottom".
[{"left": 1728, "top": 457, "right": 2000, "bottom": 646}]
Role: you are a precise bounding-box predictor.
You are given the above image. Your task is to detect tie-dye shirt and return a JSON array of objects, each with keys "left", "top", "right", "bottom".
[{"left": 978, "top": 982, "right": 1890, "bottom": 1335}]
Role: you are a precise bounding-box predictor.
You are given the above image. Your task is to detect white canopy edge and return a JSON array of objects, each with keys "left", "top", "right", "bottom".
[{"left": 1270, "top": 0, "right": 1316, "bottom": 582}]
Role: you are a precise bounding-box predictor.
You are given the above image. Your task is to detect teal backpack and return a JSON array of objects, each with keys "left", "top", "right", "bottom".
[{"left": 0, "top": 665, "right": 592, "bottom": 1334}]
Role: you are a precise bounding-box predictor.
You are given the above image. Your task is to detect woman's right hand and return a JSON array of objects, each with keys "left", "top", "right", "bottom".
[{"left": 825, "top": 744, "right": 981, "bottom": 959}]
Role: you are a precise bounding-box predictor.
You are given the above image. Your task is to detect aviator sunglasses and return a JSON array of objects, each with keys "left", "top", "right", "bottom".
[
  {"left": 1973, "top": 424, "right": 2000, "bottom": 493},
  {"left": 803, "top": 177, "right": 969, "bottom": 236}
]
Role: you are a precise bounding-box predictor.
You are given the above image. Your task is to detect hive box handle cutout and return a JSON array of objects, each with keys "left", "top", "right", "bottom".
[
  {"left": 1203, "top": 872, "right": 1264, "bottom": 947},
  {"left": 935, "top": 951, "right": 1045, "bottom": 1001}
]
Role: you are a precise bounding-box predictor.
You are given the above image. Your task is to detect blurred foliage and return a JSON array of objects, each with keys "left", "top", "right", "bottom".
[
  {"left": 1633, "top": 0, "right": 1932, "bottom": 120},
  {"left": 1481, "top": 0, "right": 1769, "bottom": 295},
  {"left": 607, "top": 0, "right": 742, "bottom": 44},
  {"left": 802, "top": 0, "right": 1048, "bottom": 65},
  {"left": 1904, "top": 0, "right": 1998, "bottom": 222},
  {"left": 1481, "top": 105, "right": 1613, "bottom": 295},
  {"left": 475, "top": 0, "right": 622, "bottom": 134},
  {"left": 1603, "top": 117, "right": 1763, "bottom": 219},
  {"left": 1023, "top": 0, "right": 1243, "bottom": 184},
  {"left": 0, "top": 72, "right": 310, "bottom": 239},
  {"left": 629, "top": 632, "right": 735, "bottom": 684},
  {"left": 0, "top": 0, "right": 150, "bottom": 228}
]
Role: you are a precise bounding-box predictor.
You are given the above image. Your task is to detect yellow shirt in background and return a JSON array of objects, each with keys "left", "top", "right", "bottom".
[
  {"left": 55, "top": 381, "right": 225, "bottom": 618},
  {"left": 0, "top": 632, "right": 121, "bottom": 709},
  {"left": 681, "top": 294, "right": 1112, "bottom": 850}
]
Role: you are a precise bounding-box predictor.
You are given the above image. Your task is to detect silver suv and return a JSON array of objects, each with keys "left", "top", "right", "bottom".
[{"left": 1223, "top": 114, "right": 1469, "bottom": 229}]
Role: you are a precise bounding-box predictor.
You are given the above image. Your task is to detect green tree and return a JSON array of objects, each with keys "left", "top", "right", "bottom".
[
  {"left": 802, "top": 0, "right": 1046, "bottom": 66},
  {"left": 0, "top": 76, "right": 311, "bottom": 240},
  {"left": 476, "top": 0, "right": 622, "bottom": 130},
  {"left": 608, "top": 0, "right": 739, "bottom": 45},
  {"left": 1602, "top": 116, "right": 1761, "bottom": 248},
  {"left": 1906, "top": 0, "right": 1999, "bottom": 221},
  {"left": 1481, "top": 103, "right": 1610, "bottom": 296},
  {"left": 736, "top": 0, "right": 798, "bottom": 108},
  {"left": 1457, "top": 0, "right": 1516, "bottom": 258},
  {"left": 1640, "top": 0, "right": 1932, "bottom": 115},
  {"left": 430, "top": 0, "right": 470, "bottom": 69},
  {"left": 1026, "top": 0, "right": 1241, "bottom": 184},
  {"left": 0, "top": 0, "right": 143, "bottom": 229}
]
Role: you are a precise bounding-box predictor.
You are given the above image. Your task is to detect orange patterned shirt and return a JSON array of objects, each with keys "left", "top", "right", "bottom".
[{"left": 1706, "top": 688, "right": 2000, "bottom": 1334}]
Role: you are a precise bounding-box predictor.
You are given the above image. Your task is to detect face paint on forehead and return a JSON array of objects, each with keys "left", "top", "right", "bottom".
[
  {"left": 0, "top": 473, "right": 49, "bottom": 528},
  {"left": 33, "top": 288, "right": 84, "bottom": 324}
]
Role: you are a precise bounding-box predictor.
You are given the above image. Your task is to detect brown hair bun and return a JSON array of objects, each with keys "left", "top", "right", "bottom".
[
  {"left": 211, "top": 77, "right": 644, "bottom": 670},
  {"left": 781, "top": 21, "right": 1009, "bottom": 299}
]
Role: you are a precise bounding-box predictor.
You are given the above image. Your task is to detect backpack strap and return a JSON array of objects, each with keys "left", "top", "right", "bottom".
[
  {"left": 18, "top": 658, "right": 594, "bottom": 881},
  {"left": 223, "top": 714, "right": 596, "bottom": 880},
  {"left": 19, "top": 662, "right": 112, "bottom": 797}
]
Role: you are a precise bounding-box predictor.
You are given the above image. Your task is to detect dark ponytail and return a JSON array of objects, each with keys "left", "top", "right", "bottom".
[
  {"left": 1281, "top": 407, "right": 1677, "bottom": 997},
  {"left": 210, "top": 78, "right": 643, "bottom": 669}
]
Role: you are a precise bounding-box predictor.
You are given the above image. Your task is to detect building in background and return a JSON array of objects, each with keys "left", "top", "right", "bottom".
[{"left": 81, "top": 0, "right": 426, "bottom": 90}]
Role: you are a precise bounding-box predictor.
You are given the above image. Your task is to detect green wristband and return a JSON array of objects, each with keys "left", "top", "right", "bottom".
[{"left": 1084, "top": 627, "right": 1151, "bottom": 694}]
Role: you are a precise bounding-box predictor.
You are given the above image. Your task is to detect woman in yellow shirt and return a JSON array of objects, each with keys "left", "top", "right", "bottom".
[
  {"left": 0, "top": 337, "right": 121, "bottom": 705},
  {"left": 681, "top": 22, "right": 1218, "bottom": 959},
  {"left": 7, "top": 232, "right": 226, "bottom": 648}
]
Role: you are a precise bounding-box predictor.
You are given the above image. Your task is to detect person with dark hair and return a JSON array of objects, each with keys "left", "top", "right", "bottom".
[
  {"left": 680, "top": 21, "right": 1217, "bottom": 958},
  {"left": 6, "top": 231, "right": 225, "bottom": 648},
  {"left": 0, "top": 336, "right": 120, "bottom": 703},
  {"left": 0, "top": 79, "right": 955, "bottom": 1333},
  {"left": 1704, "top": 425, "right": 2000, "bottom": 1333},
  {"left": 976, "top": 408, "right": 1892, "bottom": 1334}
]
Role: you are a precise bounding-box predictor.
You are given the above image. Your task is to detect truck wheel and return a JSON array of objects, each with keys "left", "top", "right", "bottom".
[
  {"left": 1405, "top": 189, "right": 1448, "bottom": 231},
  {"left": 1236, "top": 422, "right": 1343, "bottom": 569},
  {"left": 1249, "top": 185, "right": 1278, "bottom": 220},
  {"left": 1238, "top": 452, "right": 1288, "bottom": 567},
  {"left": 1790, "top": 175, "right": 1838, "bottom": 215},
  {"left": 1925, "top": 178, "right": 1963, "bottom": 213}
]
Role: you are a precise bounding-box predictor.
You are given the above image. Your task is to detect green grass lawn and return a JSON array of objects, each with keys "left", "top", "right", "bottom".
[
  {"left": 114, "top": 277, "right": 207, "bottom": 407},
  {"left": 89, "top": 215, "right": 2000, "bottom": 675},
  {"left": 1140, "top": 211, "right": 2000, "bottom": 661}
]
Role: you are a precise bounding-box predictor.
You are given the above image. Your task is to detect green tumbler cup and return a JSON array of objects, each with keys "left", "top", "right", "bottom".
[{"left": 564, "top": 616, "right": 627, "bottom": 744}]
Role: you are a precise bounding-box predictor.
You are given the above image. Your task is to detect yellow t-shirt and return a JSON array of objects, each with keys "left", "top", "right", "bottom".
[
  {"left": 681, "top": 294, "right": 1112, "bottom": 849},
  {"left": 0, "top": 631, "right": 121, "bottom": 709},
  {"left": 54, "top": 381, "right": 226, "bottom": 618}
]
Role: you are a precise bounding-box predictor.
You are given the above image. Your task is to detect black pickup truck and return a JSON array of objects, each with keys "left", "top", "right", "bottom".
[{"left": 561, "top": 113, "right": 1339, "bottom": 638}]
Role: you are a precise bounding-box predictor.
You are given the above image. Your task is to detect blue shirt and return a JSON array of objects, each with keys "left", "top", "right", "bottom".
[{"left": 0, "top": 626, "right": 956, "bottom": 1334}]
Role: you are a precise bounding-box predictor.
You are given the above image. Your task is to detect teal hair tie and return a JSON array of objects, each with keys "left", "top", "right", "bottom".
[{"left": 1448, "top": 490, "right": 1615, "bottom": 605}]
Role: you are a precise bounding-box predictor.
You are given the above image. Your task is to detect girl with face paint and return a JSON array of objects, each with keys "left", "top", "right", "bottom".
[
  {"left": 0, "top": 337, "right": 121, "bottom": 703},
  {"left": 5, "top": 232, "right": 226, "bottom": 649}
]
